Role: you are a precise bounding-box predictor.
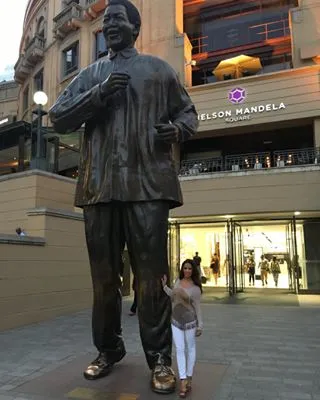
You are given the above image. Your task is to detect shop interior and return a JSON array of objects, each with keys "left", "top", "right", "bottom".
[{"left": 178, "top": 221, "right": 306, "bottom": 290}]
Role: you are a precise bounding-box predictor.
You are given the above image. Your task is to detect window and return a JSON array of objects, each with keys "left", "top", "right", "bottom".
[
  {"left": 62, "top": 42, "right": 79, "bottom": 77},
  {"left": 37, "top": 17, "right": 45, "bottom": 38},
  {"left": 95, "top": 31, "right": 108, "bottom": 60},
  {"left": 34, "top": 69, "right": 44, "bottom": 91},
  {"left": 23, "top": 86, "right": 29, "bottom": 112},
  {"left": 184, "top": 0, "right": 298, "bottom": 86}
]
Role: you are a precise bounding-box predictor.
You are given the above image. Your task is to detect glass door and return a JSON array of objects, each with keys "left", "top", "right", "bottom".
[
  {"left": 168, "top": 221, "right": 180, "bottom": 283},
  {"left": 285, "top": 218, "right": 300, "bottom": 293},
  {"left": 227, "top": 221, "right": 245, "bottom": 295}
]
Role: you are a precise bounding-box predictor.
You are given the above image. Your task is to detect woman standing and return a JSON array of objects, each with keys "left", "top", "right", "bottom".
[
  {"left": 210, "top": 253, "right": 220, "bottom": 285},
  {"left": 161, "top": 259, "right": 203, "bottom": 398}
]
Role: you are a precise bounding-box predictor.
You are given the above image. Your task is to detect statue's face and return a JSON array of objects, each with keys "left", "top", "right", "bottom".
[{"left": 103, "top": 4, "right": 137, "bottom": 51}]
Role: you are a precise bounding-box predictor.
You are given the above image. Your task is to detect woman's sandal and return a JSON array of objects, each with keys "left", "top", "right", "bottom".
[
  {"left": 179, "top": 379, "right": 187, "bottom": 398},
  {"left": 186, "top": 376, "right": 192, "bottom": 392}
]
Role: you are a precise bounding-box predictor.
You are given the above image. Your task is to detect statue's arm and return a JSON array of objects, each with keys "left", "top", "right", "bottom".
[
  {"left": 167, "top": 69, "right": 199, "bottom": 142},
  {"left": 49, "top": 68, "right": 106, "bottom": 134}
]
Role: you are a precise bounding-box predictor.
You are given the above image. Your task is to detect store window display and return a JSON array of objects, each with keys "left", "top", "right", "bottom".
[
  {"left": 177, "top": 221, "right": 307, "bottom": 292},
  {"left": 179, "top": 226, "right": 228, "bottom": 288}
]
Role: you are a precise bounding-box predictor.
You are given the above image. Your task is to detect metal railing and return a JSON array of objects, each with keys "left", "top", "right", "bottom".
[
  {"left": 274, "top": 147, "right": 320, "bottom": 167},
  {"left": 225, "top": 151, "right": 271, "bottom": 171},
  {"left": 179, "top": 156, "right": 223, "bottom": 176},
  {"left": 189, "top": 36, "right": 208, "bottom": 55},
  {"left": 179, "top": 147, "right": 320, "bottom": 177},
  {"left": 190, "top": 18, "right": 290, "bottom": 56},
  {"left": 249, "top": 18, "right": 290, "bottom": 42}
]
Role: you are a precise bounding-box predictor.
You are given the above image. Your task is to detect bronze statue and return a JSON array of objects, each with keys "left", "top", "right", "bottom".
[{"left": 49, "top": 0, "right": 198, "bottom": 394}]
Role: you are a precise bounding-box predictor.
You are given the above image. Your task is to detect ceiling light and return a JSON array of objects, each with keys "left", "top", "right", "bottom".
[{"left": 294, "top": 211, "right": 301, "bottom": 216}]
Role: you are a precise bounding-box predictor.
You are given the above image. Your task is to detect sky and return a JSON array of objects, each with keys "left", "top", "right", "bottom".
[{"left": 0, "top": 0, "right": 29, "bottom": 81}]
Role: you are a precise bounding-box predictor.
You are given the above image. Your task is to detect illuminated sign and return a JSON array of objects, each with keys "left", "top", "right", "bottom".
[{"left": 198, "top": 87, "right": 287, "bottom": 123}]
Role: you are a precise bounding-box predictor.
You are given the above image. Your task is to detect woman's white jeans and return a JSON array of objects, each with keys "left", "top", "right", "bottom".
[{"left": 172, "top": 324, "right": 197, "bottom": 379}]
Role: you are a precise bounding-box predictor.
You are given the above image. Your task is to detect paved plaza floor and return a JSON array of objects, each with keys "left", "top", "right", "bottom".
[{"left": 0, "top": 292, "right": 320, "bottom": 400}]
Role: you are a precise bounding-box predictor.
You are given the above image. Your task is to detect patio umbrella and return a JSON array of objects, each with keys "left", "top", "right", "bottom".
[{"left": 213, "top": 55, "right": 262, "bottom": 81}]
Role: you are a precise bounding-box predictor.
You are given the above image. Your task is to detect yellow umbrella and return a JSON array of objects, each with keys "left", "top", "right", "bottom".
[{"left": 213, "top": 55, "right": 262, "bottom": 81}]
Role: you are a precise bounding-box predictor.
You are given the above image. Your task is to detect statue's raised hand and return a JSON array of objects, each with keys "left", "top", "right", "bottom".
[{"left": 101, "top": 73, "right": 130, "bottom": 98}]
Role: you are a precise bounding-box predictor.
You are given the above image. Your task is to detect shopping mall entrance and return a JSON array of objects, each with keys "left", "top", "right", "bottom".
[{"left": 168, "top": 217, "right": 307, "bottom": 295}]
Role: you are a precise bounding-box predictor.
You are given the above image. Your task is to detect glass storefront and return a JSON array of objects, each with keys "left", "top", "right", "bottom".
[{"left": 169, "top": 218, "right": 310, "bottom": 294}]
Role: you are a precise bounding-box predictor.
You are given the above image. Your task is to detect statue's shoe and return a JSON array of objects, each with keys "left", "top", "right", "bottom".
[
  {"left": 151, "top": 363, "right": 176, "bottom": 394},
  {"left": 83, "top": 347, "right": 126, "bottom": 380}
]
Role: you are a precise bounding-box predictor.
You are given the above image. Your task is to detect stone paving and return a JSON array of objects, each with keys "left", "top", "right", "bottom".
[{"left": 0, "top": 295, "right": 319, "bottom": 400}]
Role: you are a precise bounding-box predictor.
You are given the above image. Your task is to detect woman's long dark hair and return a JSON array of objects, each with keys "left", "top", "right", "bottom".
[{"left": 179, "top": 259, "right": 203, "bottom": 293}]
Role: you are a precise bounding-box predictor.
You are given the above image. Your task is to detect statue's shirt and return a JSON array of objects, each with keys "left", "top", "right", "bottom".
[{"left": 49, "top": 48, "right": 198, "bottom": 208}]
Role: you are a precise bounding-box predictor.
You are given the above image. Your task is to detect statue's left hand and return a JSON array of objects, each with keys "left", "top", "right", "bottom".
[{"left": 154, "top": 124, "right": 180, "bottom": 144}]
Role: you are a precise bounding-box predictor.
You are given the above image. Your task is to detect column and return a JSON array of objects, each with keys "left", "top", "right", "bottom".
[
  {"left": 314, "top": 119, "right": 320, "bottom": 148},
  {"left": 138, "top": 0, "right": 186, "bottom": 81}
]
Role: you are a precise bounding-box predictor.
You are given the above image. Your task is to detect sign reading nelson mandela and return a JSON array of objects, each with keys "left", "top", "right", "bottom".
[{"left": 198, "top": 87, "right": 286, "bottom": 123}]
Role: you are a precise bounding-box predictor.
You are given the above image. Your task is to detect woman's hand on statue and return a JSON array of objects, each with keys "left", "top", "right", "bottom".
[
  {"left": 101, "top": 73, "right": 130, "bottom": 98},
  {"left": 195, "top": 328, "right": 202, "bottom": 337},
  {"left": 161, "top": 275, "right": 167, "bottom": 287}
]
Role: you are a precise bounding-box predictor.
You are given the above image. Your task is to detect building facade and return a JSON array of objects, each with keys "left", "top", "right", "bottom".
[
  {"left": 13, "top": 0, "right": 320, "bottom": 293},
  {"left": 0, "top": 80, "right": 19, "bottom": 124},
  {"left": 0, "top": 81, "right": 20, "bottom": 175}
]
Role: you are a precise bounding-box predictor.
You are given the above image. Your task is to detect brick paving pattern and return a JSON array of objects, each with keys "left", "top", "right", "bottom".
[{"left": 0, "top": 295, "right": 319, "bottom": 399}]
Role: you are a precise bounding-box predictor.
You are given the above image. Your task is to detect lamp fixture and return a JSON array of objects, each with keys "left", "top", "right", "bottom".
[
  {"left": 185, "top": 60, "right": 197, "bottom": 67},
  {"left": 33, "top": 91, "right": 48, "bottom": 106}
]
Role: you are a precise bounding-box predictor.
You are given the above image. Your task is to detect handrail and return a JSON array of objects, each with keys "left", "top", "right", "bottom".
[
  {"left": 179, "top": 147, "right": 320, "bottom": 176},
  {"left": 249, "top": 18, "right": 290, "bottom": 41},
  {"left": 189, "top": 35, "right": 208, "bottom": 54}
]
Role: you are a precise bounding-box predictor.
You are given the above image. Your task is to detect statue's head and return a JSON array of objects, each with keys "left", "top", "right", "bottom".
[{"left": 103, "top": 0, "right": 141, "bottom": 52}]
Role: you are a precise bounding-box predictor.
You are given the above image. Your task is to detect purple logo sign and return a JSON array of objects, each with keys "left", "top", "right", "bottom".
[{"left": 228, "top": 87, "right": 246, "bottom": 104}]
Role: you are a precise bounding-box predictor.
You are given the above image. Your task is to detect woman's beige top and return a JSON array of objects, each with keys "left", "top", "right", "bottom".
[{"left": 164, "top": 279, "right": 203, "bottom": 331}]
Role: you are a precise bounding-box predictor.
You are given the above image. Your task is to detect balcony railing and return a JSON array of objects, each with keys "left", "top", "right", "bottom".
[
  {"left": 249, "top": 18, "right": 290, "bottom": 42},
  {"left": 24, "top": 35, "right": 45, "bottom": 66},
  {"left": 190, "top": 18, "right": 291, "bottom": 56},
  {"left": 190, "top": 35, "right": 208, "bottom": 55},
  {"left": 53, "top": 3, "right": 83, "bottom": 39},
  {"left": 179, "top": 147, "right": 320, "bottom": 177},
  {"left": 14, "top": 55, "right": 32, "bottom": 84}
]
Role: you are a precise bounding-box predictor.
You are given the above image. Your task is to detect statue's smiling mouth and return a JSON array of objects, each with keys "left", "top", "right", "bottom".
[{"left": 107, "top": 30, "right": 120, "bottom": 40}]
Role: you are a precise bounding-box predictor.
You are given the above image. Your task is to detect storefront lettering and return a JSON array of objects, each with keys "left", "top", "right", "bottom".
[{"left": 198, "top": 102, "right": 286, "bottom": 123}]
